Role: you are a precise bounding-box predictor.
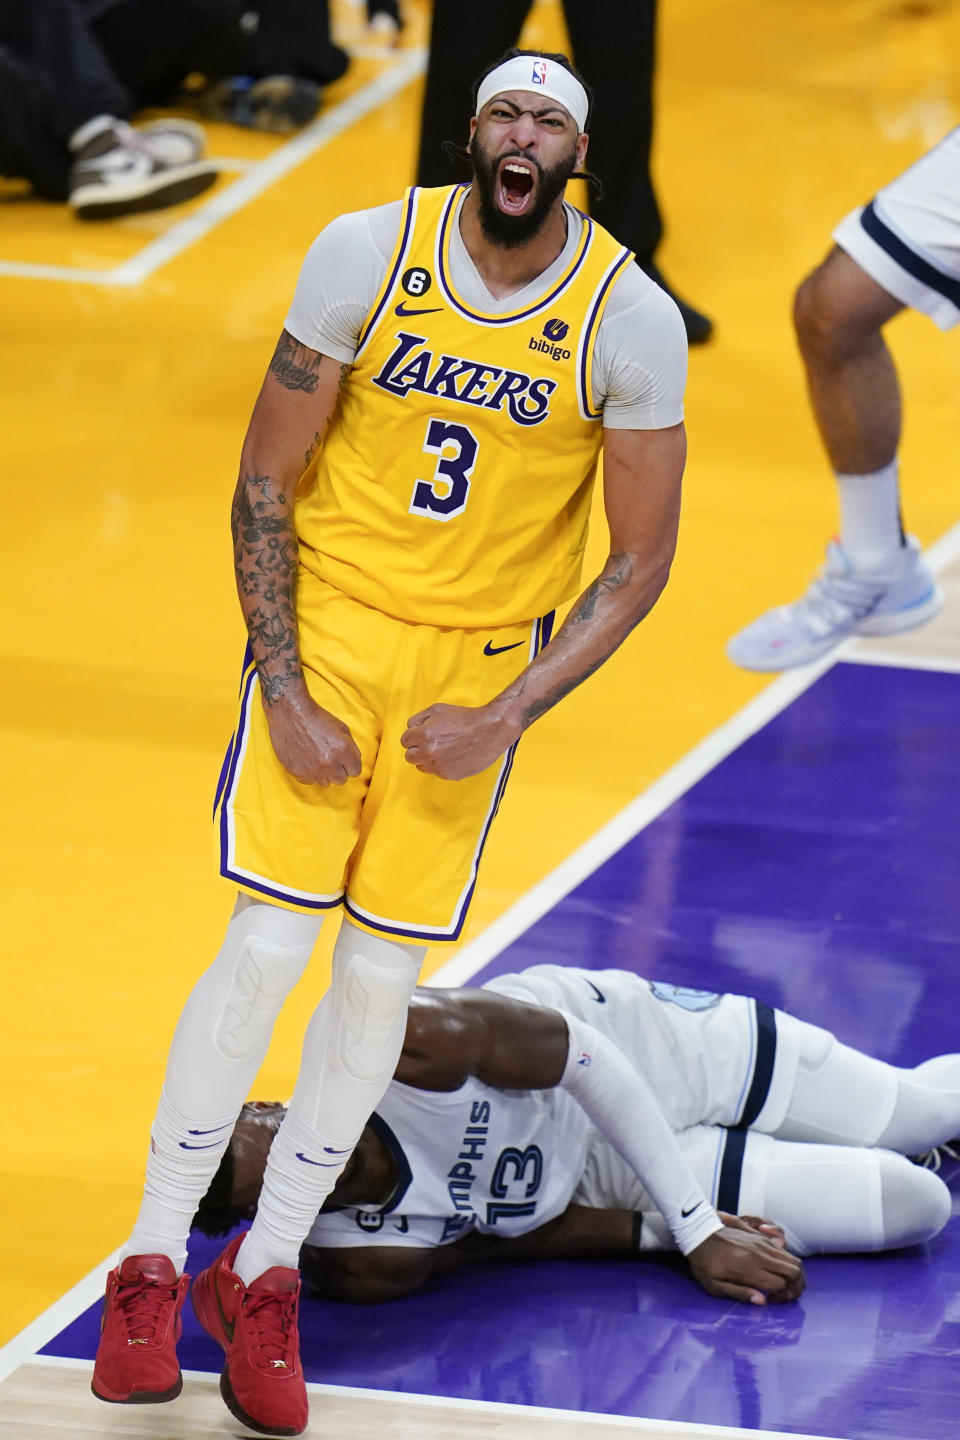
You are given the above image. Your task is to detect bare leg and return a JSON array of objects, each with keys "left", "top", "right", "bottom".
[
  {"left": 726, "top": 246, "right": 942, "bottom": 669},
  {"left": 793, "top": 246, "right": 904, "bottom": 474}
]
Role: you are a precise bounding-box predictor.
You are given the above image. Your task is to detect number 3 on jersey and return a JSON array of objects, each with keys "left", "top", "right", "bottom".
[{"left": 409, "top": 418, "right": 478, "bottom": 522}]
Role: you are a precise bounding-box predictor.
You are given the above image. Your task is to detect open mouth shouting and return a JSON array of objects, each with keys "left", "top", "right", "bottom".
[{"left": 497, "top": 157, "right": 538, "bottom": 215}]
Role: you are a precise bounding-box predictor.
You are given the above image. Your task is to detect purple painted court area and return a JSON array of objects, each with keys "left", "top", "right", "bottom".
[{"left": 46, "top": 661, "right": 960, "bottom": 1438}]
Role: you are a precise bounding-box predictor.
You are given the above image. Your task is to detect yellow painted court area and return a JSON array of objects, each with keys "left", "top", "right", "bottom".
[{"left": 2, "top": 0, "right": 960, "bottom": 1347}]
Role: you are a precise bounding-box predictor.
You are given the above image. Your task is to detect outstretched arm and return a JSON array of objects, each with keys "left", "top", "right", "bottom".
[
  {"left": 401, "top": 422, "right": 684, "bottom": 779},
  {"left": 233, "top": 330, "right": 361, "bottom": 785},
  {"left": 394, "top": 989, "right": 803, "bottom": 1300},
  {"left": 301, "top": 1209, "right": 802, "bottom": 1305}
]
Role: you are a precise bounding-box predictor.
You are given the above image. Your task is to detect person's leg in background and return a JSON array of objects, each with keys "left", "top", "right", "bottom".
[
  {"left": 104, "top": 0, "right": 351, "bottom": 134},
  {"left": 0, "top": 43, "right": 76, "bottom": 198},
  {"left": 0, "top": 0, "right": 216, "bottom": 213},
  {"left": 562, "top": 0, "right": 712, "bottom": 343},
  {"left": 415, "top": 1, "right": 532, "bottom": 187}
]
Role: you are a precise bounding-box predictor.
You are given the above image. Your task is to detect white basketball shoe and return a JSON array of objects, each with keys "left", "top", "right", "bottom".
[
  {"left": 727, "top": 535, "right": 943, "bottom": 672},
  {"left": 69, "top": 117, "right": 217, "bottom": 220}
]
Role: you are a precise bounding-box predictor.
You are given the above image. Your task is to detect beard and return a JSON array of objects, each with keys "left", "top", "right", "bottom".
[{"left": 469, "top": 133, "right": 578, "bottom": 248}]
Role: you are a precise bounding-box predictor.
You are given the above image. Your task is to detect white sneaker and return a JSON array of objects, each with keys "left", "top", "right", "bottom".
[
  {"left": 727, "top": 535, "right": 944, "bottom": 672},
  {"left": 69, "top": 118, "right": 218, "bottom": 220}
]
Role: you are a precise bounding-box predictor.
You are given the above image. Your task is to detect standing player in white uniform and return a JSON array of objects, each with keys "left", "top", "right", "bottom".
[
  {"left": 727, "top": 132, "right": 958, "bottom": 670},
  {"left": 195, "top": 965, "right": 958, "bottom": 1306},
  {"left": 92, "top": 50, "right": 697, "bottom": 1438}
]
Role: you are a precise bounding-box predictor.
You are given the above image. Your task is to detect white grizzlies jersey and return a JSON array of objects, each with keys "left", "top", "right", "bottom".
[
  {"left": 487, "top": 967, "right": 799, "bottom": 1135},
  {"left": 305, "top": 966, "right": 800, "bottom": 1252},
  {"left": 306, "top": 1069, "right": 593, "bottom": 1252}
]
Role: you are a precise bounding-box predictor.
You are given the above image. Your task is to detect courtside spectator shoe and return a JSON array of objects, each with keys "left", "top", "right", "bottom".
[
  {"left": 69, "top": 117, "right": 218, "bottom": 220},
  {"left": 196, "top": 76, "right": 321, "bottom": 133},
  {"left": 192, "top": 1234, "right": 307, "bottom": 1437},
  {"left": 91, "top": 1254, "right": 189, "bottom": 1404},
  {"left": 727, "top": 535, "right": 943, "bottom": 671}
]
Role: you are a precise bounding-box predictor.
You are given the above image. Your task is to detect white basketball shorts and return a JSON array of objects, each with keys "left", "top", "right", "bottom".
[{"left": 833, "top": 126, "right": 960, "bottom": 330}]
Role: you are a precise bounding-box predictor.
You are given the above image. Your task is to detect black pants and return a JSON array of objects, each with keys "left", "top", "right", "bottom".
[
  {"left": 0, "top": 0, "right": 346, "bottom": 197},
  {"left": 414, "top": 0, "right": 661, "bottom": 266}
]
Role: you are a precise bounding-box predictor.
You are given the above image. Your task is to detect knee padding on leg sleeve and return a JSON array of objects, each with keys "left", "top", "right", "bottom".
[
  {"left": 333, "top": 925, "right": 423, "bottom": 1084},
  {"left": 212, "top": 905, "right": 320, "bottom": 1062},
  {"left": 877, "top": 1150, "right": 951, "bottom": 1249}
]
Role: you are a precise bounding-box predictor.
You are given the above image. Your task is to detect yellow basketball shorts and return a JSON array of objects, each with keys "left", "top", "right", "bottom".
[{"left": 213, "top": 571, "right": 554, "bottom": 943}]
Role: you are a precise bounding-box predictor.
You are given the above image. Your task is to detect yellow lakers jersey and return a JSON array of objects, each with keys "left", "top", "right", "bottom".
[{"left": 296, "top": 184, "right": 634, "bottom": 627}]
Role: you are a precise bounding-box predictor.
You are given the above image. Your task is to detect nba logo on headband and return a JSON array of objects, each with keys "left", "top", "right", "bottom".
[{"left": 532, "top": 60, "right": 547, "bottom": 86}]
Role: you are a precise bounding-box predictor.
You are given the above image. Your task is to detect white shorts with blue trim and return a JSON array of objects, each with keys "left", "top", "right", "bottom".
[{"left": 833, "top": 126, "right": 960, "bottom": 330}]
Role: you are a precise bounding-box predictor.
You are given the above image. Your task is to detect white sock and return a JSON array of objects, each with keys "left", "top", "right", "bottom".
[
  {"left": 836, "top": 460, "right": 905, "bottom": 574},
  {"left": 124, "top": 1091, "right": 237, "bottom": 1272},
  {"left": 234, "top": 920, "right": 424, "bottom": 1284},
  {"left": 123, "top": 901, "right": 321, "bottom": 1270}
]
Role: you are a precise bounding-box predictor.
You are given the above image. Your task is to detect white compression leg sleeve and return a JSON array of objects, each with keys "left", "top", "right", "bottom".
[
  {"left": 772, "top": 1015, "right": 960, "bottom": 1152},
  {"left": 124, "top": 900, "right": 321, "bottom": 1269},
  {"left": 234, "top": 919, "right": 424, "bottom": 1283},
  {"left": 876, "top": 1055, "right": 960, "bottom": 1153},
  {"left": 739, "top": 1132, "right": 950, "bottom": 1257},
  {"left": 772, "top": 1017, "right": 898, "bottom": 1145}
]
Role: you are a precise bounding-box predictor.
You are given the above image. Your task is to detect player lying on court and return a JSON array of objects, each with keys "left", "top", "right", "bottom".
[{"left": 194, "top": 965, "right": 957, "bottom": 1307}]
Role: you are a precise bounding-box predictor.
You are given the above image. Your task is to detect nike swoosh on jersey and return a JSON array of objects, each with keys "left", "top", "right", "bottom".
[
  {"left": 582, "top": 978, "right": 606, "bottom": 1003},
  {"left": 394, "top": 302, "right": 443, "bottom": 317},
  {"left": 296, "top": 1151, "right": 341, "bottom": 1167},
  {"left": 680, "top": 1200, "right": 703, "bottom": 1218},
  {"left": 483, "top": 639, "right": 524, "bottom": 656}
]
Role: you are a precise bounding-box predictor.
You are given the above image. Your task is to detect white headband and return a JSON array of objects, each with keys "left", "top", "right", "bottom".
[{"left": 475, "top": 55, "right": 588, "bottom": 135}]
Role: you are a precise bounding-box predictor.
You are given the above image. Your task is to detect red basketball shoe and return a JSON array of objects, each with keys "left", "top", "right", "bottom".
[
  {"left": 91, "top": 1254, "right": 189, "bottom": 1403},
  {"left": 191, "top": 1234, "right": 307, "bottom": 1437}
]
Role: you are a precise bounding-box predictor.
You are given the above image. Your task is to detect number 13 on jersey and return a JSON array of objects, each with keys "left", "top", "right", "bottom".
[{"left": 409, "top": 418, "right": 478, "bottom": 522}]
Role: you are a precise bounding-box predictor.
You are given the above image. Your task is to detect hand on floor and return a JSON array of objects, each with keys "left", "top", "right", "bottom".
[{"left": 687, "top": 1215, "right": 805, "bottom": 1305}]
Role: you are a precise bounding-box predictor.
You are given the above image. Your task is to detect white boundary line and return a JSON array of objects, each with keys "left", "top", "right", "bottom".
[
  {"left": 843, "top": 648, "right": 960, "bottom": 674},
  {"left": 0, "top": 1249, "right": 119, "bottom": 1384},
  {"left": 922, "top": 514, "right": 960, "bottom": 572},
  {"left": 430, "top": 514, "right": 960, "bottom": 987},
  {"left": 20, "top": 1353, "right": 844, "bottom": 1440},
  {"left": 429, "top": 656, "right": 836, "bottom": 986},
  {"left": 0, "top": 49, "right": 426, "bottom": 289}
]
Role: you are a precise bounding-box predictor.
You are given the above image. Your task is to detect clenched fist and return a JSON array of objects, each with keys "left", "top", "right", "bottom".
[
  {"left": 265, "top": 687, "right": 362, "bottom": 785},
  {"left": 401, "top": 702, "right": 520, "bottom": 781}
]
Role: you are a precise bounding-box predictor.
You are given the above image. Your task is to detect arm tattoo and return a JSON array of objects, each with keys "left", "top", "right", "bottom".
[
  {"left": 231, "top": 474, "right": 300, "bottom": 704},
  {"left": 301, "top": 365, "right": 351, "bottom": 468},
  {"left": 234, "top": 353, "right": 353, "bottom": 697},
  {"left": 564, "top": 552, "right": 634, "bottom": 627},
  {"left": 269, "top": 330, "right": 322, "bottom": 393},
  {"left": 511, "top": 553, "right": 651, "bottom": 728}
]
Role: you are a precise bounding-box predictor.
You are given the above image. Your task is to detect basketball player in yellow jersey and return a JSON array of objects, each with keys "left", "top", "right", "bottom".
[{"left": 94, "top": 49, "right": 714, "bottom": 1436}]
